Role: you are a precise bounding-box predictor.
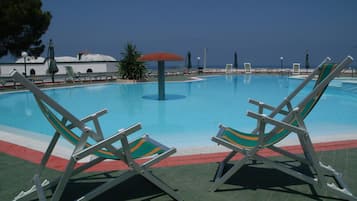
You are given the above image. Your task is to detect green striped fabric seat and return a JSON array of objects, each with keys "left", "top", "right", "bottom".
[
  {"left": 35, "top": 96, "right": 168, "bottom": 160},
  {"left": 219, "top": 63, "right": 336, "bottom": 149}
]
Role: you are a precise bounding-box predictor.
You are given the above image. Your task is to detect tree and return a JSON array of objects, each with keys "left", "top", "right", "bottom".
[
  {"left": 118, "top": 43, "right": 146, "bottom": 80},
  {"left": 0, "top": 0, "right": 51, "bottom": 58}
]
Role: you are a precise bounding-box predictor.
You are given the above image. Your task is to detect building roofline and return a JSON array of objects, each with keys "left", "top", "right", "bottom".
[{"left": 0, "top": 60, "right": 118, "bottom": 65}]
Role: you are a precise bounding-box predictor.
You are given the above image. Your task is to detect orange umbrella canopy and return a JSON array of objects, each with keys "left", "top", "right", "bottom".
[
  {"left": 139, "top": 52, "right": 183, "bottom": 100},
  {"left": 138, "top": 52, "right": 184, "bottom": 62}
]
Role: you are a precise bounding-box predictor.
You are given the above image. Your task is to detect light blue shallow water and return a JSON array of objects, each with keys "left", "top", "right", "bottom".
[{"left": 1, "top": 75, "right": 357, "bottom": 148}]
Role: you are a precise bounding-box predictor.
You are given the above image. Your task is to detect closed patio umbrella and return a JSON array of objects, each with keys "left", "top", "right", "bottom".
[
  {"left": 186, "top": 51, "right": 192, "bottom": 72},
  {"left": 305, "top": 50, "right": 310, "bottom": 73},
  {"left": 47, "top": 39, "right": 58, "bottom": 83},
  {"left": 139, "top": 52, "right": 183, "bottom": 100},
  {"left": 233, "top": 51, "right": 238, "bottom": 69}
]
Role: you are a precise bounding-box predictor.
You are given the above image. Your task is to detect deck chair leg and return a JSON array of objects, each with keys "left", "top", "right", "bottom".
[
  {"left": 325, "top": 180, "right": 357, "bottom": 201},
  {"left": 298, "top": 135, "right": 317, "bottom": 168},
  {"left": 38, "top": 132, "right": 61, "bottom": 175},
  {"left": 140, "top": 148, "right": 183, "bottom": 200},
  {"left": 80, "top": 165, "right": 183, "bottom": 201},
  {"left": 209, "top": 156, "right": 249, "bottom": 192},
  {"left": 15, "top": 158, "right": 107, "bottom": 201},
  {"left": 141, "top": 170, "right": 184, "bottom": 201},
  {"left": 77, "top": 171, "right": 137, "bottom": 201},
  {"left": 214, "top": 151, "right": 237, "bottom": 181},
  {"left": 326, "top": 183, "right": 357, "bottom": 201},
  {"left": 51, "top": 158, "right": 77, "bottom": 201},
  {"left": 33, "top": 174, "right": 47, "bottom": 201},
  {"left": 300, "top": 134, "right": 329, "bottom": 191},
  {"left": 319, "top": 162, "right": 357, "bottom": 201}
]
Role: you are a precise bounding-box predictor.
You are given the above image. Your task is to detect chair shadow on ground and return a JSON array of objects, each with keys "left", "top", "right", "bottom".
[
  {"left": 215, "top": 162, "right": 345, "bottom": 201},
  {"left": 54, "top": 171, "right": 173, "bottom": 201}
]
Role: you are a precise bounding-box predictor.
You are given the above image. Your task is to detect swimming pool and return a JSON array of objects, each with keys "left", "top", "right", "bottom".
[{"left": 1, "top": 75, "right": 357, "bottom": 148}]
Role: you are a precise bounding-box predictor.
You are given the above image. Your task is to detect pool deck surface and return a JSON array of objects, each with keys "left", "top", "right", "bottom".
[{"left": 1, "top": 137, "right": 357, "bottom": 201}]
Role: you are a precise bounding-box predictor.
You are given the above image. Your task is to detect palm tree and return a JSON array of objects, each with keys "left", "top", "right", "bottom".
[{"left": 118, "top": 43, "right": 146, "bottom": 80}]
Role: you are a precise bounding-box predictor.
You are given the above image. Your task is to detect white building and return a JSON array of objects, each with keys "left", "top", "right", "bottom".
[{"left": 0, "top": 53, "right": 118, "bottom": 76}]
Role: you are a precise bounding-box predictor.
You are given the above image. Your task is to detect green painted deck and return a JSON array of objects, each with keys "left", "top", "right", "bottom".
[{"left": 1, "top": 147, "right": 356, "bottom": 201}]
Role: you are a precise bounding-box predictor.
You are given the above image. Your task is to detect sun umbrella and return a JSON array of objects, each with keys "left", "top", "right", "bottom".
[
  {"left": 139, "top": 52, "right": 183, "bottom": 100},
  {"left": 47, "top": 39, "right": 58, "bottom": 83},
  {"left": 305, "top": 50, "right": 310, "bottom": 72},
  {"left": 186, "top": 51, "right": 192, "bottom": 71},
  {"left": 233, "top": 51, "right": 238, "bottom": 69}
]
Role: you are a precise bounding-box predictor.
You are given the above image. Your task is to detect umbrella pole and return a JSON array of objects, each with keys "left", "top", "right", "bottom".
[{"left": 158, "top": 60, "right": 165, "bottom": 100}]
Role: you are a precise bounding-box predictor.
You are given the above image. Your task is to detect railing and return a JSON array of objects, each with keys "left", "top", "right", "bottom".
[{"left": 1, "top": 72, "right": 119, "bottom": 90}]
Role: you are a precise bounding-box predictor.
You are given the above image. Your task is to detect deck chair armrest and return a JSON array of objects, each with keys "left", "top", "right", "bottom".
[
  {"left": 62, "top": 109, "right": 108, "bottom": 141},
  {"left": 80, "top": 109, "right": 108, "bottom": 123},
  {"left": 247, "top": 111, "right": 307, "bottom": 135},
  {"left": 64, "top": 109, "right": 108, "bottom": 131},
  {"left": 248, "top": 98, "right": 289, "bottom": 115},
  {"left": 81, "top": 109, "right": 108, "bottom": 140},
  {"left": 72, "top": 123, "right": 142, "bottom": 160},
  {"left": 212, "top": 136, "right": 248, "bottom": 153},
  {"left": 142, "top": 147, "right": 176, "bottom": 168}
]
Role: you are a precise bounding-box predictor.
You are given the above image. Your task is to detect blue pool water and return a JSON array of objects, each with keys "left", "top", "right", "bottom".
[{"left": 1, "top": 75, "right": 357, "bottom": 148}]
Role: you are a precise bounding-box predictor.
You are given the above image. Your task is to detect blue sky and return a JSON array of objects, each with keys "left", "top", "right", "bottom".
[{"left": 3, "top": 0, "right": 357, "bottom": 67}]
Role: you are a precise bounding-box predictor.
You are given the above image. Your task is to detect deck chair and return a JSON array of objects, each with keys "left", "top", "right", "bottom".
[
  {"left": 292, "top": 63, "right": 301, "bottom": 74},
  {"left": 11, "top": 71, "right": 183, "bottom": 201},
  {"left": 65, "top": 66, "right": 81, "bottom": 83},
  {"left": 210, "top": 56, "right": 356, "bottom": 200},
  {"left": 244, "top": 62, "right": 251, "bottom": 73},
  {"left": 225, "top": 64, "right": 233, "bottom": 74}
]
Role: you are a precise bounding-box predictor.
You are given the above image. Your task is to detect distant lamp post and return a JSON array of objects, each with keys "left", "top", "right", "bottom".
[
  {"left": 280, "top": 56, "right": 284, "bottom": 72},
  {"left": 197, "top": 56, "right": 201, "bottom": 68},
  {"left": 21, "top": 51, "right": 28, "bottom": 77}
]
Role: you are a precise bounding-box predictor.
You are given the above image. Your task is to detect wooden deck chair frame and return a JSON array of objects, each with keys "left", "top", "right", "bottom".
[
  {"left": 11, "top": 71, "right": 183, "bottom": 201},
  {"left": 210, "top": 56, "right": 356, "bottom": 201}
]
